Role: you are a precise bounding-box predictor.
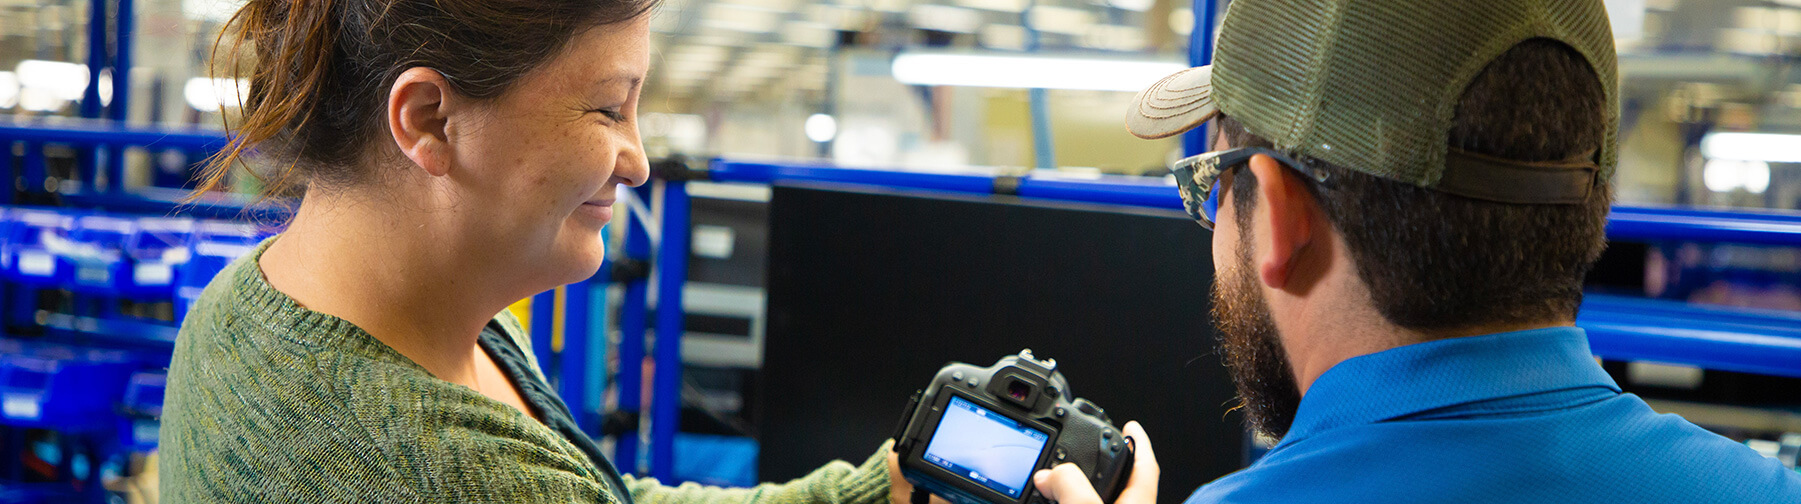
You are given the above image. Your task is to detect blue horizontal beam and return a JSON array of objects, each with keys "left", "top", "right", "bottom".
[
  {"left": 0, "top": 118, "right": 229, "bottom": 151},
  {"left": 708, "top": 160, "right": 1801, "bottom": 248},
  {"left": 1015, "top": 175, "right": 1184, "bottom": 209},
  {"left": 1607, "top": 206, "right": 1801, "bottom": 246},
  {"left": 708, "top": 159, "right": 999, "bottom": 195},
  {"left": 1578, "top": 294, "right": 1801, "bottom": 379}
]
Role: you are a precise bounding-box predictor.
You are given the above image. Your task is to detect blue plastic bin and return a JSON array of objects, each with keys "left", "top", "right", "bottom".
[
  {"left": 1, "top": 209, "right": 77, "bottom": 287},
  {"left": 115, "top": 370, "right": 166, "bottom": 451},
  {"left": 175, "top": 221, "right": 265, "bottom": 320},
  {"left": 120, "top": 217, "right": 195, "bottom": 300},
  {"left": 0, "top": 344, "right": 135, "bottom": 432},
  {"left": 66, "top": 215, "right": 136, "bottom": 296}
]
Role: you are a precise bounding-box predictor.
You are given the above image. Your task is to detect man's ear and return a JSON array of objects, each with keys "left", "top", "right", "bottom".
[
  {"left": 1247, "top": 155, "right": 1319, "bottom": 290},
  {"left": 387, "top": 67, "right": 454, "bottom": 177}
]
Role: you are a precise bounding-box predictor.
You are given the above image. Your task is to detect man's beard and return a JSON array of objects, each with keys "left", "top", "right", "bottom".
[{"left": 1211, "top": 238, "right": 1303, "bottom": 441}]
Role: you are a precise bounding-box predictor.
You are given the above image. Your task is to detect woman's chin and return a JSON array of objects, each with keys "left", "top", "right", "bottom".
[{"left": 548, "top": 239, "right": 609, "bottom": 286}]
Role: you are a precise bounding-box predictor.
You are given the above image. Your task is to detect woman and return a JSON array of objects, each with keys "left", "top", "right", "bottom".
[{"left": 158, "top": 1, "right": 905, "bottom": 501}]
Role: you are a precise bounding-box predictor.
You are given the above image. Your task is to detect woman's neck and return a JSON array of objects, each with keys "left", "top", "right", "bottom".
[{"left": 260, "top": 190, "right": 516, "bottom": 385}]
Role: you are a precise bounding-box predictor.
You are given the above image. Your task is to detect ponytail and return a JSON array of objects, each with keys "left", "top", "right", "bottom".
[{"left": 193, "top": 0, "right": 341, "bottom": 200}]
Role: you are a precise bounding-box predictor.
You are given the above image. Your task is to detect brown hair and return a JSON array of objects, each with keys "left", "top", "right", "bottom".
[
  {"left": 196, "top": 0, "right": 660, "bottom": 198},
  {"left": 1218, "top": 38, "right": 1613, "bottom": 332}
]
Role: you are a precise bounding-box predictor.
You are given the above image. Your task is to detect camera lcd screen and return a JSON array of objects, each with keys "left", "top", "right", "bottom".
[{"left": 922, "top": 396, "right": 1052, "bottom": 499}]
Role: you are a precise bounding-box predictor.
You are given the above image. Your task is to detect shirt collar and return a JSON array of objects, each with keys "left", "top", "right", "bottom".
[{"left": 1278, "top": 326, "right": 1620, "bottom": 445}]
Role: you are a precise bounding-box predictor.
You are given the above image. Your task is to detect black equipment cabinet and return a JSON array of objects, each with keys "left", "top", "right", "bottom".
[{"left": 757, "top": 184, "right": 1249, "bottom": 499}]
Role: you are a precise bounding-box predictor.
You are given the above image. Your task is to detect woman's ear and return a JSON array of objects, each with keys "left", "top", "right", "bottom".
[{"left": 387, "top": 67, "right": 454, "bottom": 177}]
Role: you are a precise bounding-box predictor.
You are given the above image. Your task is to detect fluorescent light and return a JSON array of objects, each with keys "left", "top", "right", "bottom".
[
  {"left": 1702, "top": 159, "right": 1770, "bottom": 194},
  {"left": 16, "top": 60, "right": 89, "bottom": 101},
  {"left": 805, "top": 113, "right": 836, "bottom": 143},
  {"left": 0, "top": 71, "right": 17, "bottom": 109},
  {"left": 891, "top": 52, "right": 1185, "bottom": 92},
  {"left": 184, "top": 77, "right": 250, "bottom": 112},
  {"left": 1700, "top": 132, "right": 1801, "bottom": 163}
]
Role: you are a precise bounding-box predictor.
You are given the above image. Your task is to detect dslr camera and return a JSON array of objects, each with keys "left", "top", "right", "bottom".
[{"left": 892, "top": 350, "right": 1133, "bottom": 504}]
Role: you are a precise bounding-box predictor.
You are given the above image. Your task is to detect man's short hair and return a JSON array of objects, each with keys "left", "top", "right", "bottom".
[{"left": 1218, "top": 38, "right": 1614, "bottom": 333}]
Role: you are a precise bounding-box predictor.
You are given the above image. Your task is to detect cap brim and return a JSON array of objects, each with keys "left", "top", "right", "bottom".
[{"left": 1126, "top": 65, "right": 1219, "bottom": 140}]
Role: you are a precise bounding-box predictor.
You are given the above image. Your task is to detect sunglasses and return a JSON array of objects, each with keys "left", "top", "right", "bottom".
[{"left": 1169, "top": 146, "right": 1330, "bottom": 230}]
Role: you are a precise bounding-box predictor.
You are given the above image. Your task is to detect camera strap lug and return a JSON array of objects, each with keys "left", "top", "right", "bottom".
[{"left": 892, "top": 390, "right": 923, "bottom": 448}]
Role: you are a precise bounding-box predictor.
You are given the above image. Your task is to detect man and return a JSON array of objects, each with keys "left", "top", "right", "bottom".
[{"left": 1032, "top": 0, "right": 1801, "bottom": 502}]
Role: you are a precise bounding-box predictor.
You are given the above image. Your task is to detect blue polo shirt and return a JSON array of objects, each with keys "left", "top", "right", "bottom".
[{"left": 1186, "top": 327, "right": 1801, "bottom": 503}]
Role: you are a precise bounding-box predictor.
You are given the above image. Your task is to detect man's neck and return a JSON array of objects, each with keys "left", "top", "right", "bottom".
[
  {"left": 1286, "top": 314, "right": 1578, "bottom": 396},
  {"left": 259, "top": 190, "right": 517, "bottom": 386},
  {"left": 1273, "top": 270, "right": 1575, "bottom": 396}
]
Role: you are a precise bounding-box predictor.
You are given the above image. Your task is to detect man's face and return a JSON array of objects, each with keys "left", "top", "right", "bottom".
[{"left": 1209, "top": 130, "right": 1303, "bottom": 441}]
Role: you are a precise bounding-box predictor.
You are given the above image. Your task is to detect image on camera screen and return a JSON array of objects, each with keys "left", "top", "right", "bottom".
[{"left": 922, "top": 396, "right": 1053, "bottom": 498}]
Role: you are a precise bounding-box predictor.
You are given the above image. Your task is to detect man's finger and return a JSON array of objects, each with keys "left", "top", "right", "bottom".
[
  {"left": 1118, "top": 421, "right": 1160, "bottom": 504},
  {"left": 1034, "top": 463, "right": 1104, "bottom": 504}
]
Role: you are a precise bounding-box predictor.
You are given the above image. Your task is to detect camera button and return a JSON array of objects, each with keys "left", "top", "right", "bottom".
[
  {"left": 1055, "top": 447, "right": 1067, "bottom": 461},
  {"left": 952, "top": 372, "right": 964, "bottom": 382},
  {"left": 1053, "top": 407, "right": 1066, "bottom": 418},
  {"left": 967, "top": 378, "right": 979, "bottom": 387},
  {"left": 1102, "top": 429, "right": 1114, "bottom": 440}
]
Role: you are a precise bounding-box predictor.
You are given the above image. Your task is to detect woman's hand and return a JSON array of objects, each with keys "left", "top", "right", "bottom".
[
  {"left": 1032, "top": 421, "right": 1159, "bottom": 504},
  {"left": 887, "top": 445, "right": 950, "bottom": 504}
]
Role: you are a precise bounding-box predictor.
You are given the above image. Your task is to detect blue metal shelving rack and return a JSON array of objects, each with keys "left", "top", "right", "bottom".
[{"left": 5, "top": 0, "right": 1800, "bottom": 489}]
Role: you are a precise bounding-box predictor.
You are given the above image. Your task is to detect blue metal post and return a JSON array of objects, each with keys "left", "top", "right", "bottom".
[
  {"left": 1183, "top": 0, "right": 1220, "bottom": 156},
  {"left": 0, "top": 139, "right": 11, "bottom": 206},
  {"left": 81, "top": 0, "right": 110, "bottom": 189},
  {"left": 560, "top": 274, "right": 595, "bottom": 435},
  {"left": 109, "top": 0, "right": 132, "bottom": 123},
  {"left": 615, "top": 185, "right": 654, "bottom": 471},
  {"left": 106, "top": 0, "right": 134, "bottom": 193},
  {"left": 81, "top": 0, "right": 107, "bottom": 120},
  {"left": 650, "top": 180, "right": 691, "bottom": 482},
  {"left": 530, "top": 289, "right": 558, "bottom": 380}
]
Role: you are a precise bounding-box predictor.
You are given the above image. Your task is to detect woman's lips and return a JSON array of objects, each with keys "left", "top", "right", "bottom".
[{"left": 577, "top": 200, "right": 615, "bottom": 223}]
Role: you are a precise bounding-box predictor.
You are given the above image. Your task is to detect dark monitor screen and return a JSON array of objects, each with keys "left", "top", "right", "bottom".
[{"left": 757, "top": 184, "right": 1249, "bottom": 499}]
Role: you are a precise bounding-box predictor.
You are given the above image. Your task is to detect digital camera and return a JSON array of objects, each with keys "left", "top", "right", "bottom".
[{"left": 892, "top": 350, "right": 1133, "bottom": 504}]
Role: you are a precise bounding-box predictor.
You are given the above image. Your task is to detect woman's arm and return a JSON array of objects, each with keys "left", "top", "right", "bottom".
[{"left": 623, "top": 441, "right": 894, "bottom": 504}]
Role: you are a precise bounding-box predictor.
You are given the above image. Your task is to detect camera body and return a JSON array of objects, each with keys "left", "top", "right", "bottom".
[{"left": 892, "top": 350, "right": 1132, "bottom": 504}]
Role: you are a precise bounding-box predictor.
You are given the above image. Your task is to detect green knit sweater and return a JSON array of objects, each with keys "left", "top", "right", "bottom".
[{"left": 160, "top": 238, "right": 893, "bottom": 503}]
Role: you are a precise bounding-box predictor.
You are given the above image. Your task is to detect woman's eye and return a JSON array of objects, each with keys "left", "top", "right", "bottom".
[{"left": 593, "top": 109, "right": 627, "bottom": 122}]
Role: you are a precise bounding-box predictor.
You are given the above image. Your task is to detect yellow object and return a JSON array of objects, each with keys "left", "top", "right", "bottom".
[{"left": 504, "top": 286, "right": 569, "bottom": 352}]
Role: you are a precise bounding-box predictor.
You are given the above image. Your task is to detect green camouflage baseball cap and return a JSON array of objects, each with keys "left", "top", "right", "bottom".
[{"left": 1128, "top": 0, "right": 1619, "bottom": 204}]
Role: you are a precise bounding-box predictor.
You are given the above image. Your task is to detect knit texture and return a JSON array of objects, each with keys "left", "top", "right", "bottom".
[{"left": 160, "top": 238, "right": 894, "bottom": 503}]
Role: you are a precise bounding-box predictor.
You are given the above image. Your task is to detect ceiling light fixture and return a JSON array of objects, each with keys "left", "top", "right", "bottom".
[
  {"left": 1700, "top": 132, "right": 1801, "bottom": 164},
  {"left": 890, "top": 52, "right": 1184, "bottom": 92}
]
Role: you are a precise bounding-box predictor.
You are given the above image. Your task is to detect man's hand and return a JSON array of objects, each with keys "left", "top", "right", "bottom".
[
  {"left": 1032, "top": 421, "right": 1159, "bottom": 504},
  {"left": 887, "top": 445, "right": 951, "bottom": 504}
]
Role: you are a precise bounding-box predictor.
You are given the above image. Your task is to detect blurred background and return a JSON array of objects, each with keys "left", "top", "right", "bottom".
[
  {"left": 1, "top": 0, "right": 1800, "bottom": 502},
  {"left": 1, "top": 0, "right": 1798, "bottom": 207}
]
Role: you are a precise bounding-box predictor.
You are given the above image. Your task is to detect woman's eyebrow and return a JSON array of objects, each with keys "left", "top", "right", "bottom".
[{"left": 595, "top": 74, "right": 644, "bottom": 92}]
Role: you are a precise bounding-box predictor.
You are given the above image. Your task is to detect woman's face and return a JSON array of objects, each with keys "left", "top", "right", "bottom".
[{"left": 447, "top": 17, "right": 651, "bottom": 289}]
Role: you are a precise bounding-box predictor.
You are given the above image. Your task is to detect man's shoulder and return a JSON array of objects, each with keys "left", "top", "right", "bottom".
[{"left": 1190, "top": 394, "right": 1801, "bottom": 503}]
